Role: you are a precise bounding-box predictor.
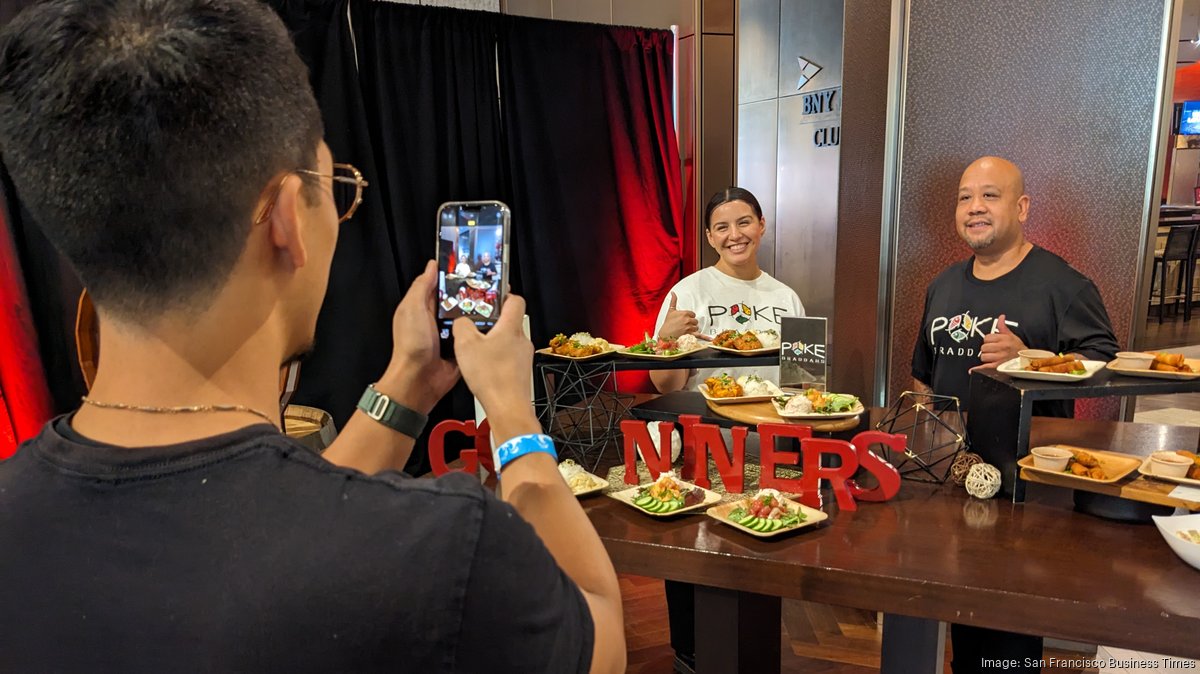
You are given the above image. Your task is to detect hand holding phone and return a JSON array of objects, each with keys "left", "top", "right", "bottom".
[
  {"left": 435, "top": 201, "right": 510, "bottom": 352},
  {"left": 378, "top": 260, "right": 461, "bottom": 414}
]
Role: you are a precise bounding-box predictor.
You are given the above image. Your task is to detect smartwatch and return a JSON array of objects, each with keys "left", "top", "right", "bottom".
[{"left": 357, "top": 384, "right": 428, "bottom": 439}]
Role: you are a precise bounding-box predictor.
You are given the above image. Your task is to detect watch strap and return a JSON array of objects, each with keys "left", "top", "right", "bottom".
[{"left": 357, "top": 385, "right": 428, "bottom": 438}]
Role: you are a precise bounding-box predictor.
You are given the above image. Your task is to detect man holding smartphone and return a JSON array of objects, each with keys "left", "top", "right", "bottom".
[{"left": 0, "top": 1, "right": 624, "bottom": 672}]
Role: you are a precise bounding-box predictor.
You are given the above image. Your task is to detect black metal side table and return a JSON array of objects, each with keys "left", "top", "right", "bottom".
[
  {"left": 534, "top": 350, "right": 779, "bottom": 471},
  {"left": 967, "top": 367, "right": 1200, "bottom": 502}
]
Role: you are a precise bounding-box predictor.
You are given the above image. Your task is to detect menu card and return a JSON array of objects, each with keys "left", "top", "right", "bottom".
[{"left": 779, "top": 316, "right": 828, "bottom": 389}]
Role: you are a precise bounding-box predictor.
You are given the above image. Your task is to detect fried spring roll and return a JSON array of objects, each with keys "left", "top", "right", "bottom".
[
  {"left": 1038, "top": 361, "right": 1083, "bottom": 373},
  {"left": 1151, "top": 361, "right": 1181, "bottom": 372},
  {"left": 1155, "top": 352, "right": 1186, "bottom": 367},
  {"left": 1029, "top": 354, "right": 1072, "bottom": 369}
]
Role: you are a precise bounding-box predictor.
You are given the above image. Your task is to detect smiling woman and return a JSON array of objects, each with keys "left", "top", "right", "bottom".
[{"left": 648, "top": 187, "right": 807, "bottom": 396}]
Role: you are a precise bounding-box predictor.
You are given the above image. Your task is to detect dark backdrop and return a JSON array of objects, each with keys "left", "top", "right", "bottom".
[{"left": 2, "top": 0, "right": 682, "bottom": 473}]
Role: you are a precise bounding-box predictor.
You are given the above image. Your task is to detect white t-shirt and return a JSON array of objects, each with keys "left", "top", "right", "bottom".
[{"left": 652, "top": 266, "right": 805, "bottom": 391}]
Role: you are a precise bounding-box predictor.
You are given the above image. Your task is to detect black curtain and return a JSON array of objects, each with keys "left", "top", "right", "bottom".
[{"left": 273, "top": 1, "right": 506, "bottom": 473}]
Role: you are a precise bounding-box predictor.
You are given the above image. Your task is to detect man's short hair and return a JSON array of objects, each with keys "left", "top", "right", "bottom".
[{"left": 0, "top": 0, "right": 323, "bottom": 318}]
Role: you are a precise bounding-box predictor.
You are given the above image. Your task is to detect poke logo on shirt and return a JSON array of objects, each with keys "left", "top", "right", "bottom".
[
  {"left": 708, "top": 303, "right": 790, "bottom": 325},
  {"left": 929, "top": 312, "right": 1019, "bottom": 352},
  {"left": 944, "top": 312, "right": 976, "bottom": 344},
  {"left": 730, "top": 302, "right": 753, "bottom": 324}
]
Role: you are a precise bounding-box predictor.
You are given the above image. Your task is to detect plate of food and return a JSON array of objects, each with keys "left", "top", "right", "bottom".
[
  {"left": 771, "top": 389, "right": 864, "bottom": 419},
  {"left": 536, "top": 332, "right": 621, "bottom": 360},
  {"left": 996, "top": 355, "right": 1106, "bottom": 382},
  {"left": 706, "top": 329, "right": 780, "bottom": 355},
  {"left": 1016, "top": 446, "right": 1141, "bottom": 484},
  {"left": 474, "top": 301, "right": 494, "bottom": 318},
  {"left": 466, "top": 278, "right": 492, "bottom": 290},
  {"left": 1107, "top": 352, "right": 1200, "bottom": 380},
  {"left": 439, "top": 296, "right": 458, "bottom": 312},
  {"left": 608, "top": 472, "right": 721, "bottom": 517},
  {"left": 706, "top": 489, "right": 827, "bottom": 537},
  {"left": 557, "top": 459, "right": 608, "bottom": 497},
  {"left": 621, "top": 333, "right": 708, "bottom": 360},
  {"left": 459, "top": 298, "right": 476, "bottom": 314},
  {"left": 1137, "top": 450, "right": 1200, "bottom": 487},
  {"left": 698, "top": 373, "right": 784, "bottom": 404},
  {"left": 1153, "top": 513, "right": 1200, "bottom": 571}
]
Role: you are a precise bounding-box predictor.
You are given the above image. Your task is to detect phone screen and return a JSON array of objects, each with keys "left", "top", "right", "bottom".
[{"left": 436, "top": 201, "right": 509, "bottom": 339}]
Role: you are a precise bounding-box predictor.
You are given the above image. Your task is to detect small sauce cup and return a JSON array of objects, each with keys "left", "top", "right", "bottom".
[
  {"left": 1031, "top": 446, "right": 1073, "bottom": 471},
  {"left": 1114, "top": 351, "right": 1154, "bottom": 370},
  {"left": 1018, "top": 349, "right": 1056, "bottom": 369},
  {"left": 1150, "top": 451, "right": 1192, "bottom": 478}
]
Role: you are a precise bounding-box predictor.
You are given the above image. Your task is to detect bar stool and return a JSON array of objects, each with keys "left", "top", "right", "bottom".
[{"left": 1150, "top": 224, "right": 1198, "bottom": 323}]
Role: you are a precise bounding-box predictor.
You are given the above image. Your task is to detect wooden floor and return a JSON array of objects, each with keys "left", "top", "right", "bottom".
[
  {"left": 620, "top": 574, "right": 1097, "bottom": 674},
  {"left": 1142, "top": 310, "right": 1200, "bottom": 350}
]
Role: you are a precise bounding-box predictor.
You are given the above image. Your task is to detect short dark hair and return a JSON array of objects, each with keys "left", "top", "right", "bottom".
[
  {"left": 0, "top": 0, "right": 323, "bottom": 318},
  {"left": 704, "top": 187, "right": 764, "bottom": 230}
]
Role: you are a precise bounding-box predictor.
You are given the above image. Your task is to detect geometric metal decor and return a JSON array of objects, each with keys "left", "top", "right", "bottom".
[
  {"left": 534, "top": 359, "right": 631, "bottom": 472},
  {"left": 874, "top": 391, "right": 968, "bottom": 484}
]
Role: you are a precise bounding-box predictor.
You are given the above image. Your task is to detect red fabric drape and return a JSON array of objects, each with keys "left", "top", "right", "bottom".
[
  {"left": 600, "top": 28, "right": 685, "bottom": 390},
  {"left": 500, "top": 20, "right": 686, "bottom": 392},
  {"left": 0, "top": 204, "right": 53, "bottom": 458}
]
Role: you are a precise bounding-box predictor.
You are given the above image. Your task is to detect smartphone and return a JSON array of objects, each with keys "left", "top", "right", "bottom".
[{"left": 435, "top": 201, "right": 510, "bottom": 350}]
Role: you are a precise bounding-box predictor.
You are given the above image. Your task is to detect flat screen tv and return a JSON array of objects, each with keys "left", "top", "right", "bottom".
[{"left": 1180, "top": 101, "right": 1200, "bottom": 135}]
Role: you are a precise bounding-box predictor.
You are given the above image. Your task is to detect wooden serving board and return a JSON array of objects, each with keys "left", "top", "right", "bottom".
[
  {"left": 1020, "top": 445, "right": 1200, "bottom": 512},
  {"left": 705, "top": 399, "right": 860, "bottom": 433}
]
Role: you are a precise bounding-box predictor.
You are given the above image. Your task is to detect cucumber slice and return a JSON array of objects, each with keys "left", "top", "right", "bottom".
[
  {"left": 750, "top": 518, "right": 766, "bottom": 531},
  {"left": 634, "top": 495, "right": 652, "bottom": 507},
  {"left": 648, "top": 500, "right": 665, "bottom": 513},
  {"left": 641, "top": 500, "right": 658, "bottom": 512},
  {"left": 756, "top": 519, "right": 772, "bottom": 532},
  {"left": 768, "top": 519, "right": 783, "bottom": 532},
  {"left": 661, "top": 500, "right": 679, "bottom": 513},
  {"left": 740, "top": 516, "right": 756, "bottom": 529}
]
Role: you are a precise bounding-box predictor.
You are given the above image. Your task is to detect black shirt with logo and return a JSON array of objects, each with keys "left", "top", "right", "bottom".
[
  {"left": 0, "top": 419, "right": 593, "bottom": 673},
  {"left": 912, "top": 246, "right": 1119, "bottom": 414}
]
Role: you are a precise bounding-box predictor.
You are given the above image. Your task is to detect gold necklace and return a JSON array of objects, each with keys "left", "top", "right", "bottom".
[{"left": 80, "top": 396, "right": 278, "bottom": 428}]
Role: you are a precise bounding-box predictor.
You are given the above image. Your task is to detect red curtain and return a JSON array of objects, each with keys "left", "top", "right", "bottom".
[{"left": 0, "top": 204, "right": 52, "bottom": 458}]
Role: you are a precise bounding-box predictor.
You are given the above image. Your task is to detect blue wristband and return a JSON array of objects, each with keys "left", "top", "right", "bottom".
[{"left": 495, "top": 434, "right": 557, "bottom": 472}]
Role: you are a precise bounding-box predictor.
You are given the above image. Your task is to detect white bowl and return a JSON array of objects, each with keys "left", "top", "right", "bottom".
[
  {"left": 1151, "top": 451, "right": 1193, "bottom": 478},
  {"left": 1114, "top": 351, "right": 1154, "bottom": 369},
  {"left": 1018, "top": 349, "right": 1055, "bottom": 369},
  {"left": 1030, "top": 446, "right": 1072, "bottom": 471},
  {"left": 1152, "top": 513, "right": 1200, "bottom": 571}
]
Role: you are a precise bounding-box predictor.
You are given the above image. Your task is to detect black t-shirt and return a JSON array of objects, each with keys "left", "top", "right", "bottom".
[
  {"left": 0, "top": 419, "right": 593, "bottom": 673},
  {"left": 911, "top": 246, "right": 1118, "bottom": 414}
]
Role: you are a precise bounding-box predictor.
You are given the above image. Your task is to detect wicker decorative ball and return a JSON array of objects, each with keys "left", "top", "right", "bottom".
[
  {"left": 964, "top": 463, "right": 1002, "bottom": 499},
  {"left": 949, "top": 452, "right": 984, "bottom": 485}
]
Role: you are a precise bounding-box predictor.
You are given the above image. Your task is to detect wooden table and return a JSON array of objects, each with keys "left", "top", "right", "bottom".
[{"left": 583, "top": 414, "right": 1200, "bottom": 673}]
